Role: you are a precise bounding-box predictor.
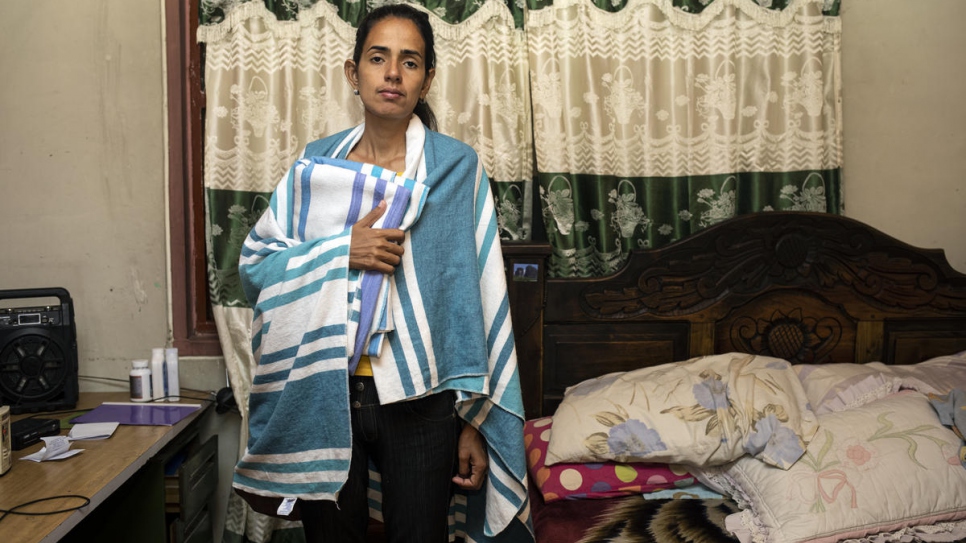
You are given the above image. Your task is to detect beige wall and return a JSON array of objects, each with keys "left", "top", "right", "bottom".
[
  {"left": 0, "top": 2, "right": 234, "bottom": 538},
  {"left": 841, "top": 0, "right": 966, "bottom": 273},
  {"left": 1, "top": 2, "right": 171, "bottom": 375},
  {"left": 0, "top": 0, "right": 963, "bottom": 540}
]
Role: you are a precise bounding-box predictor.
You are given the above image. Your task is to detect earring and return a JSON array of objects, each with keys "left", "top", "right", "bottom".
[{"left": 353, "top": 89, "right": 359, "bottom": 95}]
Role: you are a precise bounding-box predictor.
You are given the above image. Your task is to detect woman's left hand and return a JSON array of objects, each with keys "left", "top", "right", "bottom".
[{"left": 452, "top": 423, "right": 488, "bottom": 490}]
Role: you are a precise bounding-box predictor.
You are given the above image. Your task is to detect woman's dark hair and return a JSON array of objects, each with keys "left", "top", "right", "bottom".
[{"left": 354, "top": 4, "right": 438, "bottom": 131}]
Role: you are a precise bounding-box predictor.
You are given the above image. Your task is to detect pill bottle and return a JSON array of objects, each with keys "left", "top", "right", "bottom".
[{"left": 130, "top": 359, "right": 152, "bottom": 402}]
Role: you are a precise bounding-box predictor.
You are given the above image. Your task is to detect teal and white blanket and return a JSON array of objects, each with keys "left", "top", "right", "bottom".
[{"left": 235, "top": 117, "right": 532, "bottom": 541}]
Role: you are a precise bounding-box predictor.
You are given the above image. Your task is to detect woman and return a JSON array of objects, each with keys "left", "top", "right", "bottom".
[{"left": 235, "top": 4, "right": 531, "bottom": 543}]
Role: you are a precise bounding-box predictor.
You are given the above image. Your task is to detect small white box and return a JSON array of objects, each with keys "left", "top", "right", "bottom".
[
  {"left": 164, "top": 348, "right": 180, "bottom": 401},
  {"left": 151, "top": 348, "right": 166, "bottom": 401}
]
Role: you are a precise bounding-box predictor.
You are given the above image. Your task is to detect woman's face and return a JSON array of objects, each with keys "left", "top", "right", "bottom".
[{"left": 346, "top": 16, "right": 435, "bottom": 125}]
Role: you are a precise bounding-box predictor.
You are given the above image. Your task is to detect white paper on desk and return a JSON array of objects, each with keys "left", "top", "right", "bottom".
[
  {"left": 21, "top": 436, "right": 84, "bottom": 462},
  {"left": 68, "top": 422, "right": 119, "bottom": 440}
]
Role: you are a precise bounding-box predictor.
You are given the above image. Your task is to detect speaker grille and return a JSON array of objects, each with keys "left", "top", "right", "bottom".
[{"left": 0, "top": 331, "right": 70, "bottom": 402}]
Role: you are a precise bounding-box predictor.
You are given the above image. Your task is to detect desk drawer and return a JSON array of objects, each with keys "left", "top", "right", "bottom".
[
  {"left": 177, "top": 507, "right": 213, "bottom": 543},
  {"left": 182, "top": 435, "right": 218, "bottom": 521},
  {"left": 165, "top": 434, "right": 218, "bottom": 542}
]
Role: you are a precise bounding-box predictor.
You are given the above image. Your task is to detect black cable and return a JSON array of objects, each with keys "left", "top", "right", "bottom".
[
  {"left": 0, "top": 495, "right": 91, "bottom": 524},
  {"left": 79, "top": 375, "right": 217, "bottom": 404},
  {"left": 78, "top": 375, "right": 212, "bottom": 395},
  {"left": 18, "top": 408, "right": 93, "bottom": 420},
  {"left": 147, "top": 395, "right": 215, "bottom": 404},
  {"left": 15, "top": 386, "right": 215, "bottom": 427},
  {"left": 77, "top": 375, "right": 128, "bottom": 384}
]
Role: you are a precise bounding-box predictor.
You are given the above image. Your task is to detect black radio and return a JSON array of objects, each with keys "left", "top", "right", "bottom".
[{"left": 0, "top": 288, "right": 79, "bottom": 415}]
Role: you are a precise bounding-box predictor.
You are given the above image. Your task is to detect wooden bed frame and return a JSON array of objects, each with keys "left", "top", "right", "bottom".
[{"left": 502, "top": 212, "right": 966, "bottom": 418}]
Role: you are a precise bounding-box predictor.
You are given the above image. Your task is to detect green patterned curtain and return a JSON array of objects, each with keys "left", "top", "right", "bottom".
[
  {"left": 527, "top": 0, "right": 843, "bottom": 277},
  {"left": 201, "top": 0, "right": 528, "bottom": 27}
]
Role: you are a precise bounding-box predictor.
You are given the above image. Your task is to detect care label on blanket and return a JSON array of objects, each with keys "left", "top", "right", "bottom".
[{"left": 277, "top": 497, "right": 297, "bottom": 517}]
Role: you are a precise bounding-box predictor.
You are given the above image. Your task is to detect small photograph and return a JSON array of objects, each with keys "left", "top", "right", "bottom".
[{"left": 512, "top": 263, "right": 539, "bottom": 282}]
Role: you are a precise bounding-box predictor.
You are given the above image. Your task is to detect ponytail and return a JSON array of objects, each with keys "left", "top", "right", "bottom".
[{"left": 414, "top": 99, "right": 438, "bottom": 132}]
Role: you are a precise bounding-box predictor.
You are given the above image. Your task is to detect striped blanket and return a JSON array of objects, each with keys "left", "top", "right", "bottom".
[{"left": 235, "top": 117, "right": 532, "bottom": 541}]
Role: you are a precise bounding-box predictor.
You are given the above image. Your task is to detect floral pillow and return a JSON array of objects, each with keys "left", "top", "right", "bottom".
[
  {"left": 546, "top": 353, "right": 818, "bottom": 469},
  {"left": 525, "top": 416, "right": 695, "bottom": 502},
  {"left": 696, "top": 391, "right": 966, "bottom": 543}
]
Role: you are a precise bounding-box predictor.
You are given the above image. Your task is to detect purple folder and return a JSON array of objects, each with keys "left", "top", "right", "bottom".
[{"left": 71, "top": 402, "right": 201, "bottom": 426}]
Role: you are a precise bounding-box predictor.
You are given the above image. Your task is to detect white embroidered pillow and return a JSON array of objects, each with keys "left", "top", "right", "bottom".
[
  {"left": 793, "top": 363, "right": 902, "bottom": 415},
  {"left": 795, "top": 350, "right": 966, "bottom": 414},
  {"left": 698, "top": 391, "right": 966, "bottom": 543},
  {"left": 869, "top": 350, "right": 966, "bottom": 395}
]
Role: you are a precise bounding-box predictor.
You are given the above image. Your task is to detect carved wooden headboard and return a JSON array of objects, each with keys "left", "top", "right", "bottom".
[{"left": 502, "top": 212, "right": 966, "bottom": 417}]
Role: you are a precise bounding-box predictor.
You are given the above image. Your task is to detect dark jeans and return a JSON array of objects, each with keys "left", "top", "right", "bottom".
[{"left": 301, "top": 376, "right": 460, "bottom": 543}]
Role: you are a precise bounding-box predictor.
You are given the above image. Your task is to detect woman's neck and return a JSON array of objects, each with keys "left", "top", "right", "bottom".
[{"left": 348, "top": 117, "right": 410, "bottom": 172}]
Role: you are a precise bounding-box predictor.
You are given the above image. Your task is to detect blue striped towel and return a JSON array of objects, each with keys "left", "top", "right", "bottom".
[
  {"left": 236, "top": 119, "right": 532, "bottom": 542},
  {"left": 284, "top": 156, "right": 429, "bottom": 372}
]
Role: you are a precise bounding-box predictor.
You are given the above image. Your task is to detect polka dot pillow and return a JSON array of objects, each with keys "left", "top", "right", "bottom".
[{"left": 525, "top": 416, "right": 694, "bottom": 502}]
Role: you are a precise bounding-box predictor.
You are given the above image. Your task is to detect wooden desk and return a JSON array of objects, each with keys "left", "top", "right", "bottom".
[{"left": 1, "top": 392, "right": 212, "bottom": 543}]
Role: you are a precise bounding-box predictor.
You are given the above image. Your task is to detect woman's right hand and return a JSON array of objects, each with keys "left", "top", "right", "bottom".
[{"left": 349, "top": 201, "right": 405, "bottom": 273}]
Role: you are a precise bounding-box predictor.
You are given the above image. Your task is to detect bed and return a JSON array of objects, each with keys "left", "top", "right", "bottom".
[{"left": 501, "top": 212, "right": 966, "bottom": 543}]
